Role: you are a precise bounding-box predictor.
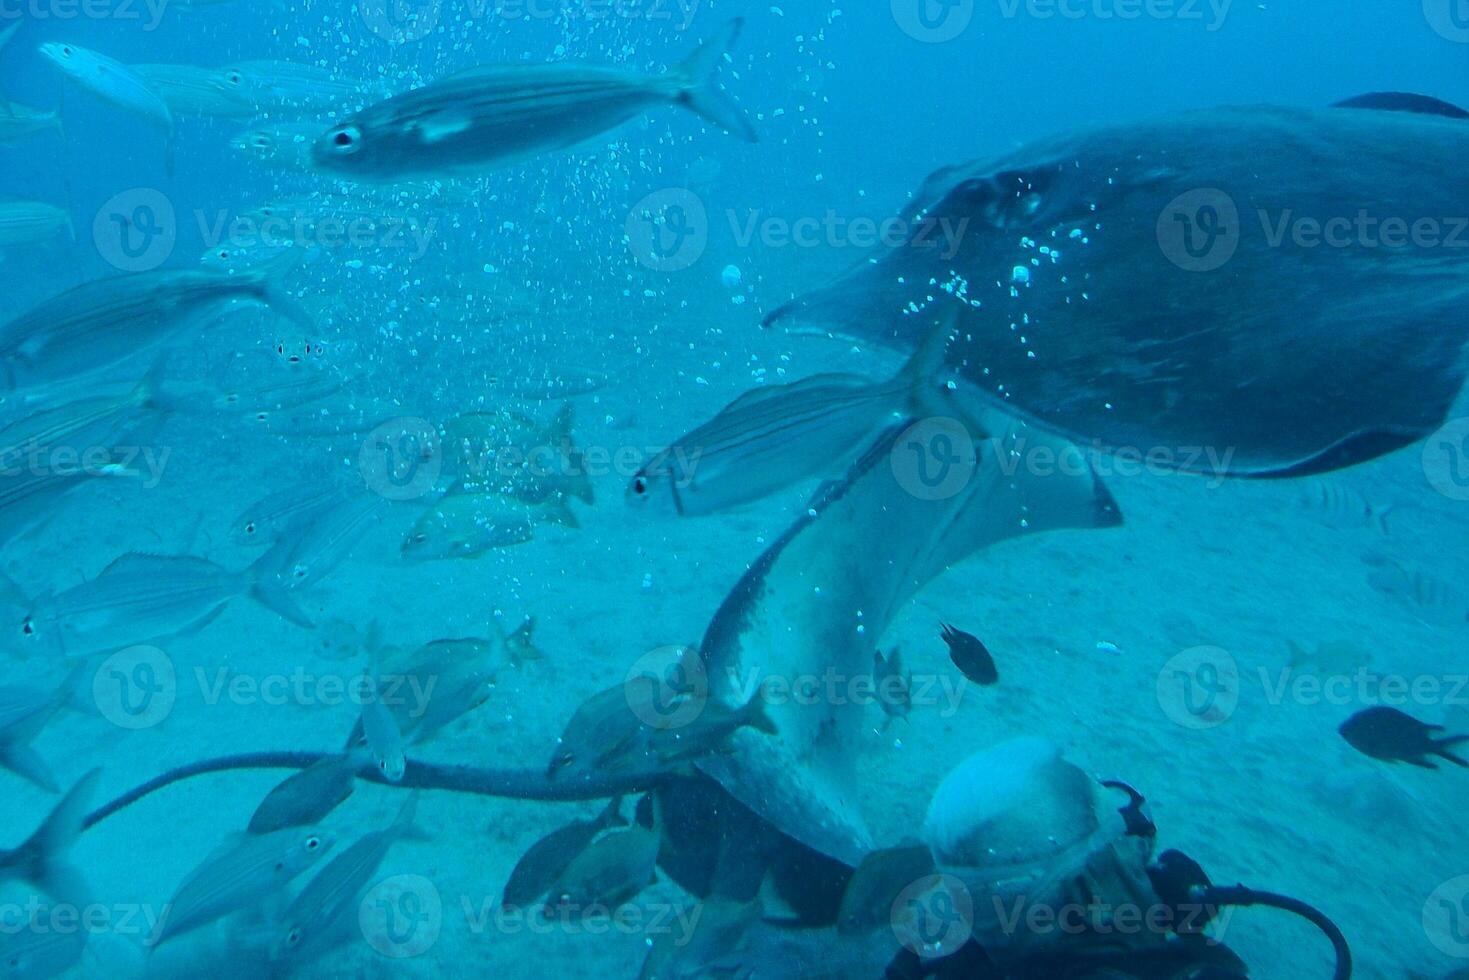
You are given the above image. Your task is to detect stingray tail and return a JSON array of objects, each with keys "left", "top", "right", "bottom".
[{"left": 673, "top": 18, "right": 758, "bottom": 143}]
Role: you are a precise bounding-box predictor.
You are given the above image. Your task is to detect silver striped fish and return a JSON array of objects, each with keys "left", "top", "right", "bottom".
[
  {"left": 20, "top": 552, "right": 313, "bottom": 658},
  {"left": 1297, "top": 480, "right": 1392, "bottom": 533},
  {"left": 1368, "top": 560, "right": 1468, "bottom": 627},
  {"left": 229, "top": 482, "right": 353, "bottom": 547},
  {"left": 312, "top": 18, "right": 756, "bottom": 181},
  {"left": 0, "top": 367, "right": 173, "bottom": 473},
  {"left": 0, "top": 201, "right": 72, "bottom": 248},
  {"left": 0, "top": 456, "right": 133, "bottom": 549},
  {"left": 256, "top": 489, "right": 389, "bottom": 590},
  {"left": 629, "top": 322, "right": 953, "bottom": 516},
  {"left": 133, "top": 63, "right": 255, "bottom": 118},
  {"left": 0, "top": 102, "right": 64, "bottom": 145},
  {"left": 38, "top": 43, "right": 172, "bottom": 137},
  {"left": 0, "top": 262, "right": 311, "bottom": 398},
  {"left": 268, "top": 794, "right": 418, "bottom": 964},
  {"left": 149, "top": 826, "right": 334, "bottom": 948}
]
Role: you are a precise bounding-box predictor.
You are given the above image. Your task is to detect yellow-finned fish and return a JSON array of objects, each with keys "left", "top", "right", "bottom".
[{"left": 401, "top": 491, "right": 579, "bottom": 560}]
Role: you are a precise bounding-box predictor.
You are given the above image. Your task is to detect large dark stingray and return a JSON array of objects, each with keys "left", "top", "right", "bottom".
[{"left": 764, "top": 95, "right": 1469, "bottom": 477}]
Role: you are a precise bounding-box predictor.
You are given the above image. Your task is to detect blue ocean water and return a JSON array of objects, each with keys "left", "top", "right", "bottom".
[{"left": 0, "top": 2, "right": 1467, "bottom": 978}]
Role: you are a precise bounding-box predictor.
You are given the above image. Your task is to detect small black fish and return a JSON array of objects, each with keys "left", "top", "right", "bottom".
[
  {"left": 940, "top": 624, "right": 998, "bottom": 686},
  {"left": 1339, "top": 706, "right": 1468, "bottom": 769}
]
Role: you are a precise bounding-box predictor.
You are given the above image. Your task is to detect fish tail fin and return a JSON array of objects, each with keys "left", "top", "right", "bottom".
[
  {"left": 674, "top": 18, "right": 758, "bottom": 143},
  {"left": 1375, "top": 503, "right": 1395, "bottom": 536},
  {"left": 130, "top": 357, "right": 167, "bottom": 410},
  {"left": 0, "top": 768, "right": 100, "bottom": 904},
  {"left": 242, "top": 247, "right": 314, "bottom": 334},
  {"left": 132, "top": 356, "right": 191, "bottom": 418},
  {"left": 740, "top": 694, "right": 779, "bottom": 737},
  {"left": 545, "top": 494, "right": 580, "bottom": 530},
  {"left": 568, "top": 466, "right": 595, "bottom": 505},
  {"left": 0, "top": 21, "right": 19, "bottom": 57},
  {"left": 546, "top": 402, "right": 575, "bottom": 444},
  {"left": 0, "top": 743, "right": 59, "bottom": 794},
  {"left": 392, "top": 791, "right": 428, "bottom": 838},
  {"left": 361, "top": 619, "right": 388, "bottom": 668},
  {"left": 246, "top": 555, "right": 314, "bottom": 628},
  {"left": 599, "top": 795, "right": 629, "bottom": 830},
  {"left": 504, "top": 616, "right": 543, "bottom": 668},
  {"left": 1434, "top": 734, "right": 1469, "bottom": 768}
]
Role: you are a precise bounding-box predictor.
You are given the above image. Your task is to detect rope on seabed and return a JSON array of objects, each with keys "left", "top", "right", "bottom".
[{"left": 83, "top": 751, "right": 666, "bottom": 831}]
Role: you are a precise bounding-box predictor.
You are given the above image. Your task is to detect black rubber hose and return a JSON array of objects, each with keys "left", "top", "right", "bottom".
[
  {"left": 1201, "top": 885, "right": 1352, "bottom": 980},
  {"left": 84, "top": 751, "right": 667, "bottom": 831}
]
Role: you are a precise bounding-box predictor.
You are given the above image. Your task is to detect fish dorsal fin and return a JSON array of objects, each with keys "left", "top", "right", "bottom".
[
  {"left": 100, "top": 552, "right": 173, "bottom": 575},
  {"left": 721, "top": 374, "right": 873, "bottom": 416},
  {"left": 545, "top": 402, "right": 575, "bottom": 444},
  {"left": 1333, "top": 92, "right": 1469, "bottom": 119}
]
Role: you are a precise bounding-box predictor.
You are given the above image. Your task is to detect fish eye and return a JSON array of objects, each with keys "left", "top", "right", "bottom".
[
  {"left": 330, "top": 126, "right": 363, "bottom": 153},
  {"left": 632, "top": 476, "right": 648, "bottom": 495},
  {"left": 21, "top": 620, "right": 34, "bottom": 636},
  {"left": 244, "top": 522, "right": 256, "bottom": 535},
  {"left": 305, "top": 836, "right": 323, "bottom": 850},
  {"left": 61, "top": 46, "right": 73, "bottom": 57},
  {"left": 287, "top": 928, "right": 301, "bottom": 946}
]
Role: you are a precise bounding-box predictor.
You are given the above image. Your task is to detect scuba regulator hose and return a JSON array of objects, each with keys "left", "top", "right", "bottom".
[
  {"left": 1149, "top": 849, "right": 1351, "bottom": 980},
  {"left": 1197, "top": 884, "right": 1352, "bottom": 980}
]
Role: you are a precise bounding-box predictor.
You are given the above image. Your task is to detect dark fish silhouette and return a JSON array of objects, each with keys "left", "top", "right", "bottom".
[
  {"left": 1339, "top": 707, "right": 1469, "bottom": 769},
  {"left": 501, "top": 797, "right": 626, "bottom": 910},
  {"left": 764, "top": 95, "right": 1469, "bottom": 478},
  {"left": 941, "top": 624, "right": 998, "bottom": 686}
]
